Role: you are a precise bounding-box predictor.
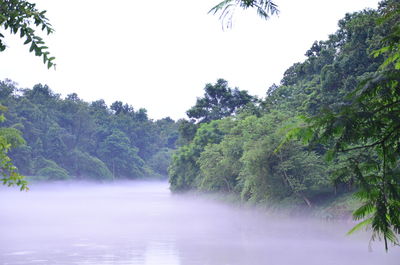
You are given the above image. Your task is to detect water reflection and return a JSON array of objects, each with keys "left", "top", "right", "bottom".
[
  {"left": 0, "top": 181, "right": 398, "bottom": 265},
  {"left": 144, "top": 241, "right": 180, "bottom": 265}
]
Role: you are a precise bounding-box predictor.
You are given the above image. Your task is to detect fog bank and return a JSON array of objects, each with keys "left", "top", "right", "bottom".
[{"left": 0, "top": 181, "right": 398, "bottom": 265}]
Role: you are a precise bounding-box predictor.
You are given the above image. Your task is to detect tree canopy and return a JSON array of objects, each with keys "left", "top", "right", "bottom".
[
  {"left": 299, "top": 0, "right": 400, "bottom": 250},
  {"left": 169, "top": 0, "right": 400, "bottom": 250},
  {"left": 0, "top": 81, "right": 179, "bottom": 181},
  {"left": 186, "top": 79, "right": 257, "bottom": 123}
]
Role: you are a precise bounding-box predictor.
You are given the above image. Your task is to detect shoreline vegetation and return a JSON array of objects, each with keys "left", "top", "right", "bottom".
[
  {"left": 1, "top": 0, "right": 399, "bottom": 250},
  {"left": 23, "top": 176, "right": 360, "bottom": 222},
  {"left": 176, "top": 188, "right": 361, "bottom": 222},
  {"left": 168, "top": 1, "right": 400, "bottom": 249},
  {"left": 0, "top": 82, "right": 179, "bottom": 182}
]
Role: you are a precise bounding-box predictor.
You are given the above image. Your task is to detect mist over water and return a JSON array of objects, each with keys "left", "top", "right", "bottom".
[{"left": 0, "top": 181, "right": 398, "bottom": 265}]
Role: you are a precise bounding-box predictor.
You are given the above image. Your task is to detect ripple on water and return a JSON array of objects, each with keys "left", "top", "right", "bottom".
[{"left": 5, "top": 251, "right": 36, "bottom": 256}]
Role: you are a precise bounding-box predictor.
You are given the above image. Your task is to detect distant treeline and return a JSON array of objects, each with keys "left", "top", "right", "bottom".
[
  {"left": 0, "top": 82, "right": 179, "bottom": 180},
  {"left": 169, "top": 3, "right": 392, "bottom": 208}
]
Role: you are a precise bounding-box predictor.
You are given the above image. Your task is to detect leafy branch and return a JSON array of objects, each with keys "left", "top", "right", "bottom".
[
  {"left": 0, "top": 0, "right": 56, "bottom": 68},
  {"left": 0, "top": 105, "right": 28, "bottom": 191},
  {"left": 209, "top": 0, "right": 279, "bottom": 29}
]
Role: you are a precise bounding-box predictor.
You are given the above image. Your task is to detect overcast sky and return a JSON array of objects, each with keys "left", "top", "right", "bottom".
[{"left": 0, "top": 0, "right": 380, "bottom": 120}]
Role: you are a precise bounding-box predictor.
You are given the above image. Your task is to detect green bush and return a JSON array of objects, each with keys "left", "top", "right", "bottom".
[
  {"left": 36, "top": 166, "right": 70, "bottom": 180},
  {"left": 33, "top": 157, "right": 71, "bottom": 180},
  {"left": 68, "top": 150, "right": 113, "bottom": 180}
]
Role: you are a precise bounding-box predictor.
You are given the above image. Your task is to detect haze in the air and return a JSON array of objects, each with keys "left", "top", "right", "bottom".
[
  {"left": 2, "top": 0, "right": 400, "bottom": 264},
  {"left": 1, "top": 182, "right": 399, "bottom": 265}
]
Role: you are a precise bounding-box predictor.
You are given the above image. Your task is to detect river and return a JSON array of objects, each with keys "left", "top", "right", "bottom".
[{"left": 0, "top": 181, "right": 398, "bottom": 265}]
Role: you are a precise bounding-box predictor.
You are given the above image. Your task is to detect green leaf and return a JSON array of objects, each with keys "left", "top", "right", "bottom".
[
  {"left": 29, "top": 42, "right": 35, "bottom": 52},
  {"left": 23, "top": 37, "right": 32, "bottom": 45},
  {"left": 347, "top": 218, "right": 373, "bottom": 235}
]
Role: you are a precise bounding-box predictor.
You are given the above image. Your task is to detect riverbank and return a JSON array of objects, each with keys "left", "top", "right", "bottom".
[
  {"left": 183, "top": 189, "right": 362, "bottom": 222},
  {"left": 23, "top": 176, "right": 360, "bottom": 221}
]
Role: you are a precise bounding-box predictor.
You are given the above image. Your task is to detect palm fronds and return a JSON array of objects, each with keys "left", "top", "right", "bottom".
[{"left": 209, "top": 0, "right": 279, "bottom": 29}]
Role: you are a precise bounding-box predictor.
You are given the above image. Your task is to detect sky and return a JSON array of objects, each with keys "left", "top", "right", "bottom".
[{"left": 0, "top": 0, "right": 381, "bottom": 120}]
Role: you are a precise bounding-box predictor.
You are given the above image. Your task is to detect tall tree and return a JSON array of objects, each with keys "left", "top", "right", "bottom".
[{"left": 187, "top": 79, "right": 256, "bottom": 123}]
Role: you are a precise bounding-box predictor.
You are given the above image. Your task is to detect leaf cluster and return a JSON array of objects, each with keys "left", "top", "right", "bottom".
[
  {"left": 0, "top": 104, "right": 27, "bottom": 190},
  {"left": 209, "top": 0, "right": 279, "bottom": 28},
  {"left": 0, "top": 0, "right": 55, "bottom": 68}
]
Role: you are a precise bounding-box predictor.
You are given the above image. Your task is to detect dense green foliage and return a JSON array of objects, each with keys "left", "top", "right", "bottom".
[
  {"left": 0, "top": 81, "right": 178, "bottom": 180},
  {"left": 0, "top": 0, "right": 55, "bottom": 190},
  {"left": 187, "top": 79, "right": 257, "bottom": 123},
  {"left": 301, "top": 0, "right": 400, "bottom": 250},
  {"left": 170, "top": 1, "right": 399, "bottom": 249},
  {"left": 0, "top": 104, "right": 28, "bottom": 189}
]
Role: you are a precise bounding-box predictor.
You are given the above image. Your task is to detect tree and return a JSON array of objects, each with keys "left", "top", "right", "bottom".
[
  {"left": 97, "top": 130, "right": 145, "bottom": 178},
  {"left": 0, "top": 0, "right": 55, "bottom": 68},
  {"left": 300, "top": 0, "right": 400, "bottom": 250},
  {"left": 65, "top": 149, "right": 112, "bottom": 180},
  {"left": 169, "top": 119, "right": 232, "bottom": 191},
  {"left": 169, "top": 1, "right": 399, "bottom": 250},
  {"left": 34, "top": 157, "right": 69, "bottom": 180},
  {"left": 176, "top": 119, "right": 198, "bottom": 146},
  {"left": 187, "top": 79, "right": 256, "bottom": 123},
  {"left": 1, "top": 80, "right": 179, "bottom": 182},
  {"left": 210, "top": 0, "right": 278, "bottom": 28},
  {"left": 0, "top": 105, "right": 27, "bottom": 190}
]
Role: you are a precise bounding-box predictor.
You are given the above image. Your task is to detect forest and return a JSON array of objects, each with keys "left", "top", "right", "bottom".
[
  {"left": 0, "top": 0, "right": 399, "bottom": 252},
  {"left": 0, "top": 81, "right": 178, "bottom": 181},
  {"left": 169, "top": 0, "right": 400, "bottom": 249}
]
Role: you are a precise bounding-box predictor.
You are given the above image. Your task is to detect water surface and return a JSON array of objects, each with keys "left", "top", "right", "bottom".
[{"left": 0, "top": 181, "right": 398, "bottom": 265}]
